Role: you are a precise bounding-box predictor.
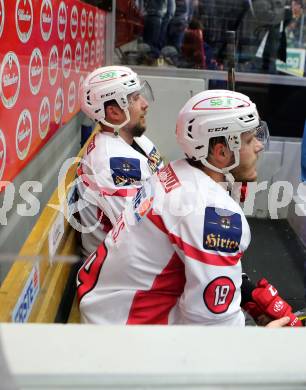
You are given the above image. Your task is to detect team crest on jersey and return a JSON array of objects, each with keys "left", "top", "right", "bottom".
[
  {"left": 147, "top": 147, "right": 162, "bottom": 173},
  {"left": 203, "top": 207, "right": 242, "bottom": 253},
  {"left": 110, "top": 157, "right": 141, "bottom": 186},
  {"left": 133, "top": 185, "right": 153, "bottom": 222}
]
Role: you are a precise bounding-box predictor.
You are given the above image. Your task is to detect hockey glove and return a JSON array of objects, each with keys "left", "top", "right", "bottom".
[{"left": 243, "top": 277, "right": 303, "bottom": 327}]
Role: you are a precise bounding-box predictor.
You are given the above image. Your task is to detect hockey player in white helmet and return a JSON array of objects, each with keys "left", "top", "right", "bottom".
[
  {"left": 77, "top": 89, "right": 302, "bottom": 328},
  {"left": 176, "top": 89, "right": 269, "bottom": 185},
  {"left": 80, "top": 65, "right": 154, "bottom": 136},
  {"left": 77, "top": 66, "right": 163, "bottom": 258}
]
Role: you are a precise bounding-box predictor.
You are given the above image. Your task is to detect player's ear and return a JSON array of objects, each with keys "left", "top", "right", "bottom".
[
  {"left": 105, "top": 104, "right": 124, "bottom": 122},
  {"left": 212, "top": 142, "right": 231, "bottom": 164}
]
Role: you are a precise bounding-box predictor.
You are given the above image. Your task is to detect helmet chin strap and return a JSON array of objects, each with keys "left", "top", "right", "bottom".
[
  {"left": 200, "top": 148, "right": 241, "bottom": 195},
  {"left": 100, "top": 109, "right": 131, "bottom": 136},
  {"left": 201, "top": 148, "right": 240, "bottom": 180},
  {"left": 224, "top": 172, "right": 235, "bottom": 191},
  {"left": 113, "top": 126, "right": 120, "bottom": 136}
]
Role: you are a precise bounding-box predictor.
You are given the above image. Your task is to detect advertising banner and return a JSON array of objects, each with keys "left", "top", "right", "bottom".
[
  {"left": 276, "top": 48, "right": 306, "bottom": 77},
  {"left": 0, "top": 0, "right": 106, "bottom": 184}
]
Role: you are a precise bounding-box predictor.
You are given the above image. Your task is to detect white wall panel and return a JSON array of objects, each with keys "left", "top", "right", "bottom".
[
  {"left": 1, "top": 324, "right": 306, "bottom": 390},
  {"left": 142, "top": 76, "right": 206, "bottom": 161},
  {"left": 250, "top": 139, "right": 302, "bottom": 219}
]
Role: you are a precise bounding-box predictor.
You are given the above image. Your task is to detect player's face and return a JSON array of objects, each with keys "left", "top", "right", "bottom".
[
  {"left": 127, "top": 92, "right": 149, "bottom": 137},
  {"left": 231, "top": 130, "right": 264, "bottom": 182}
]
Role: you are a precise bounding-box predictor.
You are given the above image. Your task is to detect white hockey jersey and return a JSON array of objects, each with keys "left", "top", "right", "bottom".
[
  {"left": 77, "top": 159, "right": 251, "bottom": 326},
  {"left": 77, "top": 131, "right": 163, "bottom": 258}
]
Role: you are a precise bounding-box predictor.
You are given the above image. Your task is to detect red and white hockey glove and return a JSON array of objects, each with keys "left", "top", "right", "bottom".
[{"left": 244, "top": 278, "right": 303, "bottom": 327}]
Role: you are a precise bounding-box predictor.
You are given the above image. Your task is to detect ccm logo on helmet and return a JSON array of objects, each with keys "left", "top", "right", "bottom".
[
  {"left": 208, "top": 127, "right": 228, "bottom": 132},
  {"left": 101, "top": 91, "right": 115, "bottom": 98}
]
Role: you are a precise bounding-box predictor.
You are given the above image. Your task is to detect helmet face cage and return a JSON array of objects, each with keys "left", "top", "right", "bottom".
[
  {"left": 80, "top": 66, "right": 153, "bottom": 130},
  {"left": 254, "top": 120, "right": 269, "bottom": 147},
  {"left": 127, "top": 80, "right": 154, "bottom": 107},
  {"left": 176, "top": 90, "right": 268, "bottom": 174},
  {"left": 225, "top": 120, "right": 269, "bottom": 150}
]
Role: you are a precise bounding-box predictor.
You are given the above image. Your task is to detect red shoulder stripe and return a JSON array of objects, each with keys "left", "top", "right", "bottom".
[{"left": 147, "top": 210, "right": 242, "bottom": 266}]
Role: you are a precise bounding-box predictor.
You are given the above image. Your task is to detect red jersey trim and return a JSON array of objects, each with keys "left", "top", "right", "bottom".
[
  {"left": 105, "top": 188, "right": 139, "bottom": 197},
  {"left": 77, "top": 164, "right": 139, "bottom": 197},
  {"left": 77, "top": 243, "right": 108, "bottom": 301},
  {"left": 87, "top": 134, "right": 96, "bottom": 154},
  {"left": 126, "top": 252, "right": 185, "bottom": 324},
  {"left": 97, "top": 208, "right": 113, "bottom": 233},
  {"left": 147, "top": 210, "right": 242, "bottom": 267}
]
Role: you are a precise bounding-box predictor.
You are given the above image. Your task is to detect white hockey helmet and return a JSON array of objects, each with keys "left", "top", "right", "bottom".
[
  {"left": 80, "top": 66, "right": 153, "bottom": 132},
  {"left": 176, "top": 89, "right": 269, "bottom": 175}
]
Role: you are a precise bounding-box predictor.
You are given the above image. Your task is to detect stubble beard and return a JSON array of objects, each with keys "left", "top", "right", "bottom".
[
  {"left": 131, "top": 123, "right": 146, "bottom": 138},
  {"left": 232, "top": 168, "right": 257, "bottom": 182}
]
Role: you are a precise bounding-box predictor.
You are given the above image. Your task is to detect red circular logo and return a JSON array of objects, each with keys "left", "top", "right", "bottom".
[
  {"left": 68, "top": 81, "right": 76, "bottom": 113},
  {"left": 16, "top": 109, "right": 32, "bottom": 160},
  {"left": 78, "top": 75, "right": 84, "bottom": 98},
  {"left": 96, "top": 39, "right": 101, "bottom": 64},
  {"left": 83, "top": 41, "right": 89, "bottom": 69},
  {"left": 54, "top": 87, "right": 64, "bottom": 124},
  {"left": 15, "top": 0, "right": 33, "bottom": 43},
  {"left": 40, "top": 0, "right": 53, "bottom": 41},
  {"left": 80, "top": 8, "right": 86, "bottom": 38},
  {"left": 203, "top": 276, "right": 235, "bottom": 314},
  {"left": 75, "top": 42, "right": 82, "bottom": 73},
  {"left": 48, "top": 45, "right": 58, "bottom": 86},
  {"left": 99, "top": 12, "right": 104, "bottom": 38},
  {"left": 88, "top": 10, "right": 93, "bottom": 38},
  {"left": 39, "top": 96, "right": 50, "bottom": 139},
  {"left": 62, "top": 43, "right": 72, "bottom": 79},
  {"left": 94, "top": 12, "right": 98, "bottom": 38},
  {"left": 29, "top": 48, "right": 43, "bottom": 95},
  {"left": 0, "top": 129, "right": 6, "bottom": 180},
  {"left": 0, "top": 51, "right": 20, "bottom": 109},
  {"left": 57, "top": 1, "right": 67, "bottom": 40},
  {"left": 0, "top": 0, "right": 5, "bottom": 38},
  {"left": 70, "top": 5, "right": 78, "bottom": 39},
  {"left": 90, "top": 40, "right": 95, "bottom": 67}
]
